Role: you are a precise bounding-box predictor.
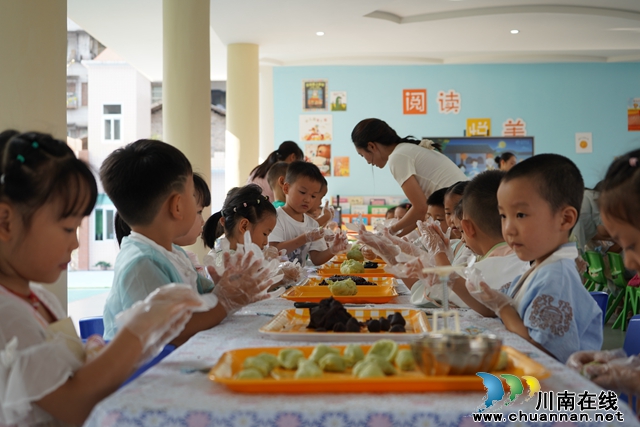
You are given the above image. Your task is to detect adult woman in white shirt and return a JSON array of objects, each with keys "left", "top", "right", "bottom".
[{"left": 351, "top": 118, "right": 467, "bottom": 236}]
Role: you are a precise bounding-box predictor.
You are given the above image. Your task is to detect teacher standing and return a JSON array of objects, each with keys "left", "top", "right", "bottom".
[{"left": 351, "top": 118, "right": 467, "bottom": 236}]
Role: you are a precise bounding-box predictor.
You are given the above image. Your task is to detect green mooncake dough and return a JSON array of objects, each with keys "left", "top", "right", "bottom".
[
  {"left": 394, "top": 349, "right": 416, "bottom": 371},
  {"left": 294, "top": 360, "right": 323, "bottom": 379},
  {"left": 364, "top": 354, "right": 397, "bottom": 375},
  {"left": 256, "top": 352, "right": 280, "bottom": 371},
  {"left": 242, "top": 356, "right": 271, "bottom": 376},
  {"left": 235, "top": 368, "right": 264, "bottom": 379},
  {"left": 309, "top": 344, "right": 341, "bottom": 364},
  {"left": 354, "top": 361, "right": 385, "bottom": 379},
  {"left": 277, "top": 348, "right": 305, "bottom": 370},
  {"left": 367, "top": 339, "right": 399, "bottom": 363},
  {"left": 343, "top": 344, "right": 365, "bottom": 367},
  {"left": 327, "top": 278, "right": 358, "bottom": 296},
  {"left": 347, "top": 246, "right": 364, "bottom": 262},
  {"left": 318, "top": 353, "right": 347, "bottom": 372},
  {"left": 340, "top": 259, "right": 365, "bottom": 274}
]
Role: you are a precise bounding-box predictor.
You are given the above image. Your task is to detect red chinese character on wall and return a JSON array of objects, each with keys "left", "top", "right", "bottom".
[
  {"left": 437, "top": 90, "right": 461, "bottom": 114},
  {"left": 403, "top": 89, "right": 427, "bottom": 115},
  {"left": 502, "top": 118, "right": 527, "bottom": 136}
]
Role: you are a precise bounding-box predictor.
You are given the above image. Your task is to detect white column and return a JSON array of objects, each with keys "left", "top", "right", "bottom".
[
  {"left": 226, "top": 44, "right": 259, "bottom": 188},
  {"left": 163, "top": 0, "right": 211, "bottom": 258},
  {"left": 0, "top": 0, "right": 68, "bottom": 310},
  {"left": 259, "top": 65, "right": 275, "bottom": 164}
]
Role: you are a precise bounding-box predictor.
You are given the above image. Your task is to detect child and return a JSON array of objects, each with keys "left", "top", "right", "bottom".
[
  {"left": 420, "top": 171, "right": 529, "bottom": 307},
  {"left": 567, "top": 149, "right": 640, "bottom": 396},
  {"left": 0, "top": 130, "right": 203, "bottom": 426},
  {"left": 385, "top": 206, "right": 396, "bottom": 220},
  {"left": 444, "top": 181, "right": 468, "bottom": 239},
  {"left": 394, "top": 203, "right": 411, "bottom": 221},
  {"left": 306, "top": 180, "right": 334, "bottom": 227},
  {"left": 202, "top": 184, "right": 277, "bottom": 266},
  {"left": 266, "top": 161, "right": 288, "bottom": 208},
  {"left": 269, "top": 161, "right": 347, "bottom": 265},
  {"left": 426, "top": 187, "right": 448, "bottom": 233},
  {"left": 101, "top": 139, "right": 273, "bottom": 344},
  {"left": 463, "top": 154, "right": 602, "bottom": 363}
]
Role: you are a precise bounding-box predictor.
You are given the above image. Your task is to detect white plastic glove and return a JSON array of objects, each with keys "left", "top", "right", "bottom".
[
  {"left": 360, "top": 245, "right": 378, "bottom": 260},
  {"left": 567, "top": 349, "right": 640, "bottom": 395},
  {"left": 567, "top": 348, "right": 627, "bottom": 374},
  {"left": 384, "top": 252, "right": 434, "bottom": 280},
  {"left": 328, "top": 229, "right": 349, "bottom": 254},
  {"left": 115, "top": 283, "right": 207, "bottom": 362},
  {"left": 382, "top": 228, "right": 422, "bottom": 257},
  {"left": 464, "top": 267, "right": 513, "bottom": 314},
  {"left": 304, "top": 228, "right": 325, "bottom": 243},
  {"left": 279, "top": 260, "right": 308, "bottom": 287},
  {"left": 355, "top": 223, "right": 400, "bottom": 265},
  {"left": 417, "top": 219, "right": 452, "bottom": 260},
  {"left": 263, "top": 245, "right": 287, "bottom": 261}
]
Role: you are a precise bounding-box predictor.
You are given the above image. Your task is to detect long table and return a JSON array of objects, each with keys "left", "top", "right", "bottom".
[{"left": 85, "top": 287, "right": 639, "bottom": 427}]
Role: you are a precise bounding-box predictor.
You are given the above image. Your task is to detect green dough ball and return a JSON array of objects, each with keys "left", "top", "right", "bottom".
[
  {"left": 340, "top": 259, "right": 365, "bottom": 274},
  {"left": 356, "top": 361, "right": 385, "bottom": 378},
  {"left": 367, "top": 339, "right": 399, "bottom": 363},
  {"left": 256, "top": 352, "right": 280, "bottom": 371},
  {"left": 309, "top": 344, "right": 341, "bottom": 364},
  {"left": 277, "top": 348, "right": 305, "bottom": 370},
  {"left": 294, "top": 360, "right": 323, "bottom": 379},
  {"left": 318, "top": 353, "right": 347, "bottom": 372},
  {"left": 581, "top": 360, "right": 603, "bottom": 379},
  {"left": 343, "top": 344, "right": 365, "bottom": 368},
  {"left": 394, "top": 349, "right": 416, "bottom": 371},
  {"left": 235, "top": 368, "right": 264, "bottom": 379},
  {"left": 242, "top": 356, "right": 271, "bottom": 376},
  {"left": 364, "top": 354, "right": 397, "bottom": 375},
  {"left": 493, "top": 350, "right": 509, "bottom": 371},
  {"left": 347, "top": 246, "right": 364, "bottom": 262},
  {"left": 327, "top": 278, "right": 358, "bottom": 296}
]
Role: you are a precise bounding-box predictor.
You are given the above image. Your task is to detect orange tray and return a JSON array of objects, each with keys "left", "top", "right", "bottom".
[
  {"left": 209, "top": 344, "right": 550, "bottom": 394},
  {"left": 281, "top": 280, "right": 398, "bottom": 304},
  {"left": 305, "top": 277, "right": 395, "bottom": 286},
  {"left": 317, "top": 265, "right": 393, "bottom": 277},
  {"left": 259, "top": 308, "right": 431, "bottom": 342}
]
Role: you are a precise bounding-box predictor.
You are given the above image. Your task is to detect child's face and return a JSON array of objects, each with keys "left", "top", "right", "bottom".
[
  {"left": 174, "top": 203, "right": 204, "bottom": 246},
  {"left": 394, "top": 207, "right": 407, "bottom": 220},
  {"left": 501, "top": 156, "right": 517, "bottom": 171},
  {"left": 249, "top": 214, "right": 277, "bottom": 249},
  {"left": 601, "top": 213, "right": 640, "bottom": 271},
  {"left": 385, "top": 210, "right": 395, "bottom": 220},
  {"left": 426, "top": 205, "right": 447, "bottom": 233},
  {"left": 308, "top": 185, "right": 328, "bottom": 215},
  {"left": 9, "top": 202, "right": 82, "bottom": 284},
  {"left": 498, "top": 177, "right": 573, "bottom": 264},
  {"left": 444, "top": 193, "right": 462, "bottom": 239},
  {"left": 283, "top": 176, "right": 323, "bottom": 215}
]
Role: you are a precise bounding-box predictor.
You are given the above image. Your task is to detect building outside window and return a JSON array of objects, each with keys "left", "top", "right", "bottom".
[
  {"left": 94, "top": 208, "right": 115, "bottom": 241},
  {"left": 103, "top": 104, "right": 122, "bottom": 141}
]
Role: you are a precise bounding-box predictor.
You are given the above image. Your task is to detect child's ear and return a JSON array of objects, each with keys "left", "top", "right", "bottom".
[
  {"left": 283, "top": 182, "right": 290, "bottom": 195},
  {"left": 460, "top": 218, "right": 476, "bottom": 239},
  {"left": 167, "top": 193, "right": 183, "bottom": 220},
  {"left": 238, "top": 218, "right": 250, "bottom": 233},
  {"left": 559, "top": 206, "right": 578, "bottom": 231},
  {"left": 0, "top": 203, "right": 15, "bottom": 242},
  {"left": 277, "top": 176, "right": 285, "bottom": 188}
]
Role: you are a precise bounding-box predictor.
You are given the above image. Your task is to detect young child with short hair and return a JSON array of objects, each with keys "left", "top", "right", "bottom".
[
  {"left": 464, "top": 154, "right": 602, "bottom": 363},
  {"left": 0, "top": 131, "right": 204, "bottom": 426},
  {"left": 394, "top": 203, "right": 412, "bottom": 221},
  {"left": 444, "top": 181, "right": 468, "bottom": 239},
  {"left": 268, "top": 161, "right": 347, "bottom": 265},
  {"left": 101, "top": 139, "right": 274, "bottom": 345},
  {"left": 426, "top": 187, "right": 448, "bottom": 233},
  {"left": 267, "top": 161, "right": 289, "bottom": 208}
]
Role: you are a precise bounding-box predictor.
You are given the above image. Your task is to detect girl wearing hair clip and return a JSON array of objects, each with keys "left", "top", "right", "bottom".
[{"left": 202, "top": 184, "right": 278, "bottom": 266}]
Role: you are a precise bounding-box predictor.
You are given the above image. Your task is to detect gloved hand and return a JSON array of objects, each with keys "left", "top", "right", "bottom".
[
  {"left": 465, "top": 267, "right": 513, "bottom": 314},
  {"left": 328, "top": 229, "right": 349, "bottom": 254},
  {"left": 384, "top": 252, "right": 434, "bottom": 280},
  {"left": 360, "top": 245, "right": 378, "bottom": 260},
  {"left": 356, "top": 224, "right": 400, "bottom": 265},
  {"left": 115, "top": 283, "right": 207, "bottom": 362},
  {"left": 567, "top": 348, "right": 628, "bottom": 373},
  {"left": 417, "top": 219, "right": 452, "bottom": 259},
  {"left": 304, "top": 228, "right": 325, "bottom": 243},
  {"left": 382, "top": 228, "right": 422, "bottom": 257},
  {"left": 279, "top": 260, "right": 308, "bottom": 286},
  {"left": 263, "top": 245, "right": 286, "bottom": 261},
  {"left": 569, "top": 351, "right": 640, "bottom": 395}
]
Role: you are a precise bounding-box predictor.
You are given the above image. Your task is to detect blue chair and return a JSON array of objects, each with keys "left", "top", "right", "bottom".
[
  {"left": 79, "top": 316, "right": 104, "bottom": 339},
  {"left": 590, "top": 291, "right": 608, "bottom": 326}
]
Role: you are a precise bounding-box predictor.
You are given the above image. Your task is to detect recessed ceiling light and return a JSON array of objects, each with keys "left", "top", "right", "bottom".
[
  {"left": 510, "top": 29, "right": 519, "bottom": 34},
  {"left": 316, "top": 31, "right": 325, "bottom": 36}
]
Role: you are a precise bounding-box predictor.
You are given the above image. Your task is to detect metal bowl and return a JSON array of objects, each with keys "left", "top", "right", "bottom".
[{"left": 411, "top": 333, "right": 502, "bottom": 376}]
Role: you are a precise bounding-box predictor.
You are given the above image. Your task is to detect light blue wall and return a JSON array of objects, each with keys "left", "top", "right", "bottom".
[{"left": 273, "top": 63, "right": 640, "bottom": 196}]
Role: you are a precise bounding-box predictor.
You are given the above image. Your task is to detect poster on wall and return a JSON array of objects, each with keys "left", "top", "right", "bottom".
[
  {"left": 575, "top": 132, "right": 593, "bottom": 153},
  {"left": 629, "top": 98, "right": 640, "bottom": 131},
  {"left": 303, "top": 80, "right": 328, "bottom": 111},
  {"left": 299, "top": 115, "right": 333, "bottom": 141},
  {"left": 502, "top": 118, "right": 527, "bottom": 136},
  {"left": 330, "top": 91, "right": 347, "bottom": 111},
  {"left": 402, "top": 89, "right": 427, "bottom": 115},
  {"left": 334, "top": 156, "right": 350, "bottom": 176},
  {"left": 437, "top": 90, "right": 461, "bottom": 114},
  {"left": 466, "top": 118, "right": 491, "bottom": 136},
  {"left": 305, "top": 143, "right": 331, "bottom": 177}
]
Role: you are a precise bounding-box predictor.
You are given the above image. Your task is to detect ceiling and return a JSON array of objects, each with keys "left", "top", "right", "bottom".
[{"left": 68, "top": 0, "right": 640, "bottom": 82}]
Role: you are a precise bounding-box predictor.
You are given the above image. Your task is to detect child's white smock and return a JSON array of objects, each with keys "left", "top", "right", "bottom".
[{"left": 0, "top": 285, "right": 82, "bottom": 427}]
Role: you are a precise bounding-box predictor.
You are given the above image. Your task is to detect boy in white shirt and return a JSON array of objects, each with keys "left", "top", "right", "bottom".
[{"left": 269, "top": 161, "right": 346, "bottom": 264}]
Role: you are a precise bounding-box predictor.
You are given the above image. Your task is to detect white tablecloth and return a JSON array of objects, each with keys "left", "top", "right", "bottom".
[{"left": 84, "top": 288, "right": 639, "bottom": 427}]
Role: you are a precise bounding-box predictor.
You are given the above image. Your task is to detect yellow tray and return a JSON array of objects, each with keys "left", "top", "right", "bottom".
[
  {"left": 317, "top": 265, "right": 394, "bottom": 277},
  {"left": 259, "top": 308, "right": 431, "bottom": 342},
  {"left": 281, "top": 281, "right": 398, "bottom": 304},
  {"left": 209, "top": 344, "right": 550, "bottom": 394}
]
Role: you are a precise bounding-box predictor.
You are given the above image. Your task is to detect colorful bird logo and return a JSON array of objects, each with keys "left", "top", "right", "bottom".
[{"left": 476, "top": 372, "right": 541, "bottom": 411}]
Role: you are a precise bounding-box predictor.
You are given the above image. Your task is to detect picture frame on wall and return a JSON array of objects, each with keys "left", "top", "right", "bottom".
[{"left": 303, "top": 80, "right": 328, "bottom": 111}]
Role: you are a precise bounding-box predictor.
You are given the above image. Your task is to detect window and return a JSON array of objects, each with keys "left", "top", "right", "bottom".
[
  {"left": 151, "top": 83, "right": 162, "bottom": 104},
  {"left": 67, "top": 81, "right": 78, "bottom": 109},
  {"left": 103, "top": 104, "right": 122, "bottom": 141},
  {"left": 94, "top": 208, "right": 115, "bottom": 241},
  {"left": 81, "top": 82, "right": 88, "bottom": 106}
]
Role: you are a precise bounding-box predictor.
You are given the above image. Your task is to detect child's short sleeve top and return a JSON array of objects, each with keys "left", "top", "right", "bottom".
[
  {"left": 268, "top": 207, "right": 327, "bottom": 265},
  {"left": 0, "top": 285, "right": 82, "bottom": 426},
  {"left": 503, "top": 244, "right": 603, "bottom": 363}
]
